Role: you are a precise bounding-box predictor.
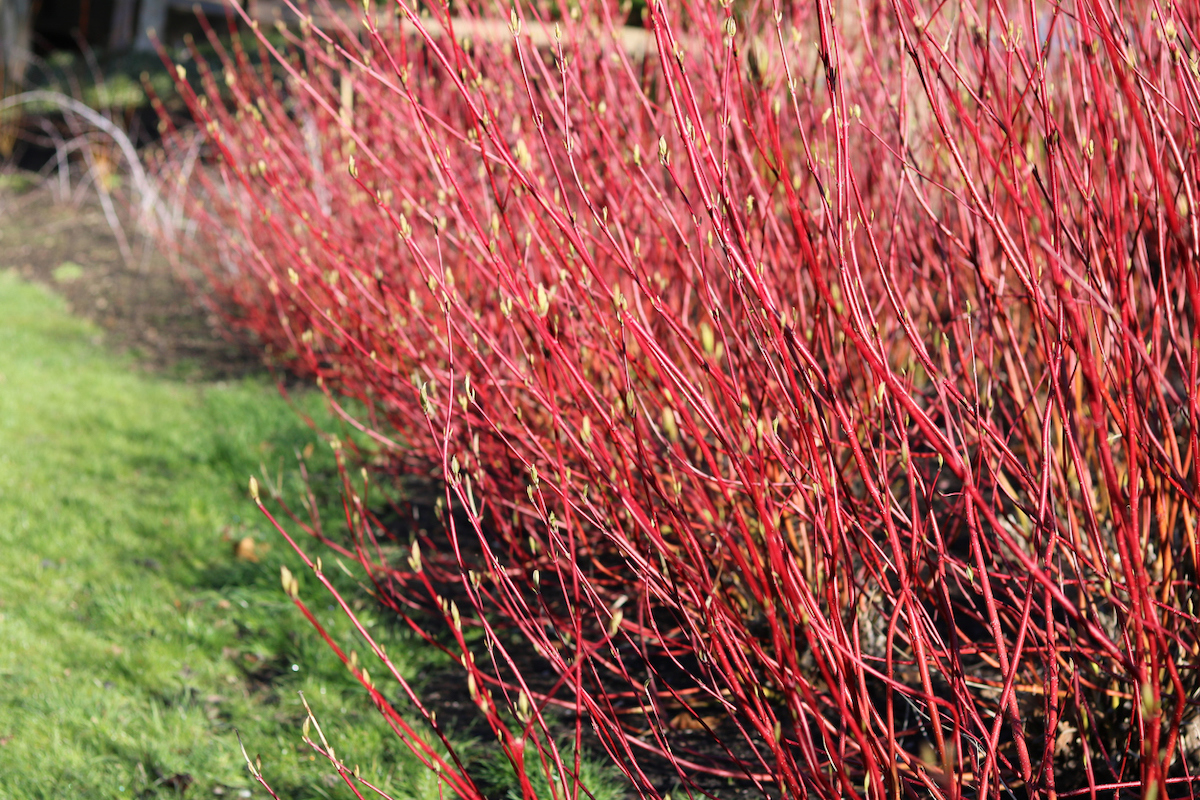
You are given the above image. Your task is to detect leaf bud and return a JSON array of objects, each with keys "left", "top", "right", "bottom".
[
  {"left": 281, "top": 566, "right": 299, "bottom": 598},
  {"left": 517, "top": 690, "right": 531, "bottom": 722},
  {"left": 661, "top": 407, "right": 679, "bottom": 443}
]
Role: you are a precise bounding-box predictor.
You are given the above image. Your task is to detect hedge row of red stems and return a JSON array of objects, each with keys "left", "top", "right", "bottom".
[{"left": 153, "top": 0, "right": 1200, "bottom": 797}]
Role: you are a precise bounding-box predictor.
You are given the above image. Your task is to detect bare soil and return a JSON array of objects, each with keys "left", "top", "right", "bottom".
[{"left": 0, "top": 177, "right": 262, "bottom": 379}]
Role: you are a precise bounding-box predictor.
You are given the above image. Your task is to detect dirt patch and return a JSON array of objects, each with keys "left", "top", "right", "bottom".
[{"left": 0, "top": 175, "right": 263, "bottom": 380}]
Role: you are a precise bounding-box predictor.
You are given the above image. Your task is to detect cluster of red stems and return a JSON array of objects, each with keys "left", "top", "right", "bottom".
[{"left": 154, "top": 0, "right": 1200, "bottom": 797}]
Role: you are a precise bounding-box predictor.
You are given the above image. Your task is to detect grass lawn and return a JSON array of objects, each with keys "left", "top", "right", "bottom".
[{"left": 0, "top": 270, "right": 444, "bottom": 799}]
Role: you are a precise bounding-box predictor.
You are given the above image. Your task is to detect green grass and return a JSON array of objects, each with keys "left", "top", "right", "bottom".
[{"left": 0, "top": 270, "right": 445, "bottom": 799}]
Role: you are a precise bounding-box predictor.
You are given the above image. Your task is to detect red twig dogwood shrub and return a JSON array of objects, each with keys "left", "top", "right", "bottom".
[{"left": 154, "top": 0, "right": 1200, "bottom": 797}]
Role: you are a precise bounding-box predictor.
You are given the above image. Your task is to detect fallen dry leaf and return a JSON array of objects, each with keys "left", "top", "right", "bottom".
[
  {"left": 234, "top": 537, "right": 259, "bottom": 562},
  {"left": 668, "top": 712, "right": 721, "bottom": 731},
  {"left": 1054, "top": 721, "right": 1078, "bottom": 757}
]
